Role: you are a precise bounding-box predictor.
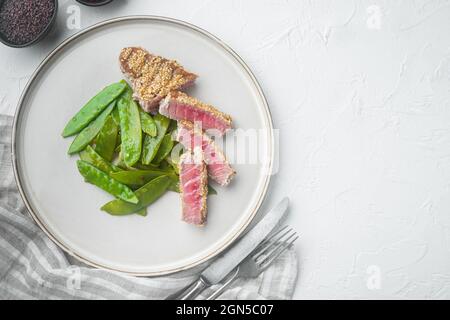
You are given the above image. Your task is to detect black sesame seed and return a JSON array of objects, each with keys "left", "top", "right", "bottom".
[{"left": 0, "top": 0, "right": 55, "bottom": 45}]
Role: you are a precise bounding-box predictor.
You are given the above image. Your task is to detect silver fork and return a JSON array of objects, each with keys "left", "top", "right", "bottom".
[{"left": 206, "top": 225, "right": 298, "bottom": 300}]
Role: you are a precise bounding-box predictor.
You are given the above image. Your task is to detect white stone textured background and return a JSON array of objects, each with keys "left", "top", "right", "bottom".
[{"left": 1, "top": 0, "right": 450, "bottom": 299}]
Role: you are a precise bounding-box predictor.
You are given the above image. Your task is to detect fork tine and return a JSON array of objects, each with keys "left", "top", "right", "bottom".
[
  {"left": 253, "top": 227, "right": 294, "bottom": 261},
  {"left": 263, "top": 225, "right": 289, "bottom": 244},
  {"left": 252, "top": 226, "right": 293, "bottom": 260},
  {"left": 256, "top": 230, "right": 296, "bottom": 263},
  {"left": 250, "top": 226, "right": 288, "bottom": 260},
  {"left": 255, "top": 225, "right": 289, "bottom": 251},
  {"left": 257, "top": 234, "right": 298, "bottom": 271}
]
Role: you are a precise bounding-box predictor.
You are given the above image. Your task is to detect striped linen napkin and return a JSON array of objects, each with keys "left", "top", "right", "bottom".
[{"left": 0, "top": 114, "right": 297, "bottom": 300}]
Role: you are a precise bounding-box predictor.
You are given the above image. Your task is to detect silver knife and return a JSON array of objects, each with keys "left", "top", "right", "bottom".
[{"left": 167, "top": 197, "right": 289, "bottom": 300}]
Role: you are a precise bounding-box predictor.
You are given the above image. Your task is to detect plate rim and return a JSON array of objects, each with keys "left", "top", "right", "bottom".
[{"left": 11, "top": 15, "right": 274, "bottom": 276}]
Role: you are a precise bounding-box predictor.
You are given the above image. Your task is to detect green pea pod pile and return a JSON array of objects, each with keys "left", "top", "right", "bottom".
[
  {"left": 118, "top": 91, "right": 142, "bottom": 167},
  {"left": 110, "top": 169, "right": 176, "bottom": 186},
  {"left": 139, "top": 110, "right": 157, "bottom": 137},
  {"left": 94, "top": 115, "right": 119, "bottom": 162},
  {"left": 77, "top": 160, "right": 138, "bottom": 204},
  {"left": 80, "top": 145, "right": 120, "bottom": 175},
  {"left": 62, "top": 82, "right": 127, "bottom": 137},
  {"left": 61, "top": 80, "right": 216, "bottom": 217},
  {"left": 141, "top": 114, "right": 171, "bottom": 165},
  {"left": 67, "top": 101, "right": 116, "bottom": 155},
  {"left": 152, "top": 134, "right": 174, "bottom": 164},
  {"left": 101, "top": 175, "right": 172, "bottom": 215}
]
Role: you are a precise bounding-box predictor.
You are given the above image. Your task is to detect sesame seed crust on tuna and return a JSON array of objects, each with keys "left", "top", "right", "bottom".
[
  {"left": 119, "top": 47, "right": 197, "bottom": 113},
  {"left": 160, "top": 91, "right": 232, "bottom": 135}
]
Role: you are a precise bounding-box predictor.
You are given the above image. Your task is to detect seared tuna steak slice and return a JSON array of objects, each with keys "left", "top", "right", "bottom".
[
  {"left": 159, "top": 91, "right": 232, "bottom": 136},
  {"left": 179, "top": 148, "right": 208, "bottom": 225},
  {"left": 119, "top": 47, "right": 197, "bottom": 113},
  {"left": 176, "top": 121, "right": 235, "bottom": 186}
]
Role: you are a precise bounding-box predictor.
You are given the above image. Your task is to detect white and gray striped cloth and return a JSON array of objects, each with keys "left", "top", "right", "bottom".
[{"left": 0, "top": 114, "right": 297, "bottom": 300}]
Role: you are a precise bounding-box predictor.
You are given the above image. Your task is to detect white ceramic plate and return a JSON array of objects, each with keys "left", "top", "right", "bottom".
[{"left": 12, "top": 16, "right": 273, "bottom": 276}]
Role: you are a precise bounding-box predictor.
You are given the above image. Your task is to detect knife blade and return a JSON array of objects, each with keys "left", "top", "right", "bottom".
[
  {"left": 201, "top": 197, "right": 289, "bottom": 284},
  {"left": 167, "top": 197, "right": 289, "bottom": 299}
]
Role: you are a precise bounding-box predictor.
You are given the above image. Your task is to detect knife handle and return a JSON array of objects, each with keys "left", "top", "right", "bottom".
[
  {"left": 206, "top": 266, "right": 240, "bottom": 300},
  {"left": 166, "top": 277, "right": 209, "bottom": 300}
]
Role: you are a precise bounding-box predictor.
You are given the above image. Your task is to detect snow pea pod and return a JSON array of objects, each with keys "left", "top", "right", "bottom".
[
  {"left": 136, "top": 208, "right": 147, "bottom": 217},
  {"left": 68, "top": 101, "right": 115, "bottom": 155},
  {"left": 80, "top": 145, "right": 120, "bottom": 175},
  {"left": 113, "top": 149, "right": 155, "bottom": 171},
  {"left": 114, "top": 143, "right": 121, "bottom": 154},
  {"left": 167, "top": 119, "right": 178, "bottom": 133},
  {"left": 101, "top": 175, "right": 172, "bottom": 215},
  {"left": 166, "top": 177, "right": 180, "bottom": 193},
  {"left": 109, "top": 169, "right": 176, "bottom": 186},
  {"left": 134, "top": 162, "right": 160, "bottom": 170},
  {"left": 208, "top": 185, "right": 218, "bottom": 195},
  {"left": 94, "top": 115, "right": 118, "bottom": 161},
  {"left": 113, "top": 149, "right": 160, "bottom": 171},
  {"left": 118, "top": 90, "right": 142, "bottom": 167},
  {"left": 62, "top": 82, "right": 127, "bottom": 137},
  {"left": 158, "top": 160, "right": 170, "bottom": 170},
  {"left": 139, "top": 110, "right": 157, "bottom": 137},
  {"left": 165, "top": 154, "right": 180, "bottom": 174},
  {"left": 77, "top": 160, "right": 138, "bottom": 204},
  {"left": 141, "top": 114, "right": 170, "bottom": 165},
  {"left": 111, "top": 107, "right": 121, "bottom": 126},
  {"left": 112, "top": 156, "right": 128, "bottom": 171},
  {"left": 152, "top": 134, "right": 174, "bottom": 164}
]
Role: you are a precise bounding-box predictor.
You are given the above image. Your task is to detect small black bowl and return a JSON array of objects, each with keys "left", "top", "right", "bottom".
[
  {"left": 76, "top": 0, "right": 114, "bottom": 6},
  {"left": 0, "top": 0, "right": 58, "bottom": 48}
]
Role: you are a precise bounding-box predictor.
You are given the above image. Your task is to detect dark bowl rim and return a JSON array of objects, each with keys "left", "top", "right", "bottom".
[
  {"left": 0, "top": 0, "right": 58, "bottom": 48},
  {"left": 75, "top": 0, "right": 113, "bottom": 7}
]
